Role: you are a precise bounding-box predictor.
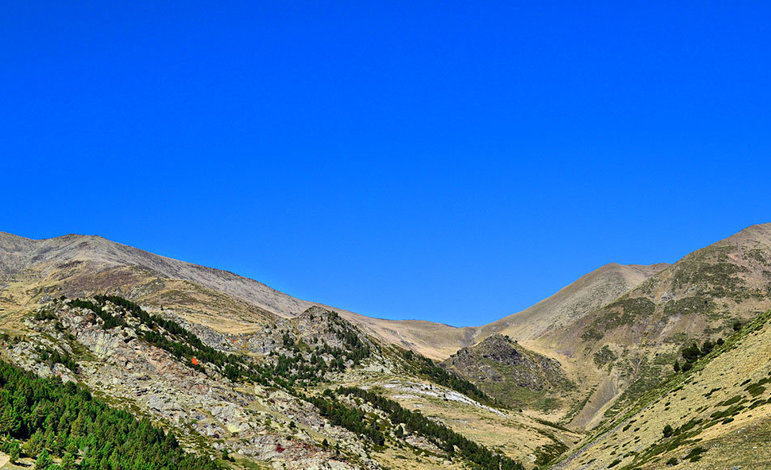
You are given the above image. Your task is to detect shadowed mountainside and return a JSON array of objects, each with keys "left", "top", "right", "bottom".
[{"left": 443, "top": 333, "right": 574, "bottom": 411}]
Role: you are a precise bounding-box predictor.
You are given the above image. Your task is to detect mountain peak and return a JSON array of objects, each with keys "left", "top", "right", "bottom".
[
  {"left": 476, "top": 261, "right": 668, "bottom": 342},
  {"left": 722, "top": 221, "right": 771, "bottom": 246}
]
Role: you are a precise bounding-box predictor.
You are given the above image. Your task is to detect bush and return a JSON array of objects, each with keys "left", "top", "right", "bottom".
[
  {"left": 681, "top": 344, "right": 701, "bottom": 363},
  {"left": 685, "top": 446, "right": 706, "bottom": 462}
]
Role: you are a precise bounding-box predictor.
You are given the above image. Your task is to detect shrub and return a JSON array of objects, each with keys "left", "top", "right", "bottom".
[{"left": 685, "top": 446, "right": 706, "bottom": 462}]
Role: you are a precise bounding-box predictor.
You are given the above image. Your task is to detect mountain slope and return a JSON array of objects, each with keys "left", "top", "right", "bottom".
[
  {"left": 477, "top": 263, "right": 668, "bottom": 343},
  {"left": 2, "top": 225, "right": 771, "bottom": 468},
  {"left": 0, "top": 231, "right": 316, "bottom": 316},
  {"left": 547, "top": 223, "right": 771, "bottom": 354},
  {"left": 0, "top": 232, "right": 668, "bottom": 361},
  {"left": 536, "top": 223, "right": 771, "bottom": 430},
  {"left": 2, "top": 295, "right": 545, "bottom": 469},
  {"left": 554, "top": 308, "right": 771, "bottom": 469}
]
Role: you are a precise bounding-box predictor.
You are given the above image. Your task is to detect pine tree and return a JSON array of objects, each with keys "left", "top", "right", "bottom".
[
  {"left": 70, "top": 412, "right": 85, "bottom": 438},
  {"left": 23, "top": 429, "right": 45, "bottom": 458},
  {"left": 35, "top": 449, "right": 53, "bottom": 470},
  {"left": 0, "top": 408, "right": 19, "bottom": 436},
  {"left": 61, "top": 451, "right": 77, "bottom": 470},
  {"left": 7, "top": 440, "right": 20, "bottom": 463}
]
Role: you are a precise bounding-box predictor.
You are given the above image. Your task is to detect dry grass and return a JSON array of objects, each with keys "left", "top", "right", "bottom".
[{"left": 557, "top": 311, "right": 771, "bottom": 469}]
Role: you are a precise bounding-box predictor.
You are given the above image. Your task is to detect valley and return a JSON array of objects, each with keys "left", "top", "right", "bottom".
[{"left": 1, "top": 224, "right": 770, "bottom": 469}]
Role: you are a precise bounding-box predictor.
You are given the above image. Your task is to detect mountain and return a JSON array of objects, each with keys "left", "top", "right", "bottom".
[
  {"left": 442, "top": 334, "right": 574, "bottom": 411},
  {"left": 4, "top": 292, "right": 567, "bottom": 469},
  {"left": 1, "top": 224, "right": 770, "bottom": 469},
  {"left": 532, "top": 223, "right": 771, "bottom": 430},
  {"left": 0, "top": 232, "right": 577, "bottom": 469},
  {"left": 0, "top": 231, "right": 467, "bottom": 358},
  {"left": 476, "top": 263, "right": 668, "bottom": 342},
  {"left": 0, "top": 232, "right": 666, "bottom": 362}
]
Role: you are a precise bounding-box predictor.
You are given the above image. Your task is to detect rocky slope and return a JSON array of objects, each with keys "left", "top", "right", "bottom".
[
  {"left": 0, "top": 295, "right": 572, "bottom": 469},
  {"left": 4, "top": 298, "right": 382, "bottom": 469},
  {"left": 442, "top": 334, "right": 573, "bottom": 411}
]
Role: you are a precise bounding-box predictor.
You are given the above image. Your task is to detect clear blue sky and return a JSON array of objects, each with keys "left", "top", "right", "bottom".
[{"left": 2, "top": 2, "right": 770, "bottom": 327}]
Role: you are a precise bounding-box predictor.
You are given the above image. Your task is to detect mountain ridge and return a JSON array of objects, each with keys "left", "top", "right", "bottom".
[{"left": 0, "top": 230, "right": 664, "bottom": 360}]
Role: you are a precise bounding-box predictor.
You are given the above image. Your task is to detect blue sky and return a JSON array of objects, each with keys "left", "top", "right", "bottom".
[{"left": 2, "top": 2, "right": 770, "bottom": 326}]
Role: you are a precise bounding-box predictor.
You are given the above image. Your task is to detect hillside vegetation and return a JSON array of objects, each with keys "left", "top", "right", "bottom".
[
  {"left": 0, "top": 296, "right": 549, "bottom": 469},
  {"left": 2, "top": 224, "right": 771, "bottom": 468},
  {"left": 554, "top": 309, "right": 771, "bottom": 469}
]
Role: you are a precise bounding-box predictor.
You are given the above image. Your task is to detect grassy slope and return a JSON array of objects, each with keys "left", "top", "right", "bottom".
[
  {"left": 553, "top": 309, "right": 771, "bottom": 469},
  {"left": 336, "top": 359, "right": 582, "bottom": 469}
]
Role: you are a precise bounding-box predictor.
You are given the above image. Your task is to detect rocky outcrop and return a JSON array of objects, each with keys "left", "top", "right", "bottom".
[
  {"left": 442, "top": 334, "right": 572, "bottom": 409},
  {"left": 5, "top": 300, "right": 378, "bottom": 469}
]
